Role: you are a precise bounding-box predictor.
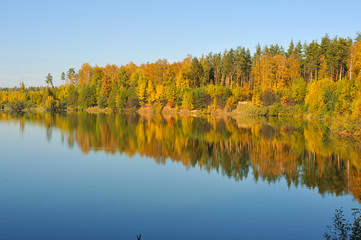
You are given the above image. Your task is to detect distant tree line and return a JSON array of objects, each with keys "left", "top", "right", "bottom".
[{"left": 1, "top": 33, "right": 361, "bottom": 131}]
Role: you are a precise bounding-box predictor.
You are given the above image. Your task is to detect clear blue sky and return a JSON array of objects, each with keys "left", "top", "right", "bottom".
[{"left": 0, "top": 0, "right": 360, "bottom": 87}]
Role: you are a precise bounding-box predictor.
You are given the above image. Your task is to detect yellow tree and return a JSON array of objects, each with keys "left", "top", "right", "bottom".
[
  {"left": 135, "top": 69, "right": 147, "bottom": 105},
  {"left": 146, "top": 80, "right": 155, "bottom": 104},
  {"left": 163, "top": 62, "right": 181, "bottom": 86},
  {"left": 260, "top": 53, "right": 274, "bottom": 92},
  {"left": 78, "top": 63, "right": 93, "bottom": 85},
  {"left": 100, "top": 64, "right": 118, "bottom": 99},
  {"left": 155, "top": 84, "right": 165, "bottom": 103},
  {"left": 137, "top": 82, "right": 146, "bottom": 106},
  {"left": 125, "top": 62, "right": 138, "bottom": 78},
  {"left": 351, "top": 40, "right": 361, "bottom": 81},
  {"left": 251, "top": 55, "right": 262, "bottom": 88},
  {"left": 287, "top": 53, "right": 300, "bottom": 84},
  {"left": 274, "top": 54, "right": 288, "bottom": 89},
  {"left": 176, "top": 57, "right": 191, "bottom": 89},
  {"left": 142, "top": 59, "right": 168, "bottom": 86}
]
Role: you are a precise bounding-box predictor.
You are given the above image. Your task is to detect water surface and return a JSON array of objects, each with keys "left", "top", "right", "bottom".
[{"left": 0, "top": 112, "right": 360, "bottom": 239}]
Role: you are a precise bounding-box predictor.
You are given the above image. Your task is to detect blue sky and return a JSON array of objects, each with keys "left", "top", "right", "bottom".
[{"left": 0, "top": 0, "right": 360, "bottom": 87}]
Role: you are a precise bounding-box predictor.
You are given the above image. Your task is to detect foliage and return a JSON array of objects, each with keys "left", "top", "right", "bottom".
[
  {"left": 97, "top": 95, "right": 107, "bottom": 108},
  {"left": 225, "top": 95, "right": 238, "bottom": 111},
  {"left": 331, "top": 114, "right": 361, "bottom": 135},
  {"left": 1, "top": 101, "right": 8, "bottom": 109},
  {"left": 305, "top": 78, "right": 335, "bottom": 117},
  {"left": 192, "top": 87, "right": 208, "bottom": 110},
  {"left": 206, "top": 84, "right": 224, "bottom": 108},
  {"left": 79, "top": 85, "right": 97, "bottom": 108},
  {"left": 116, "top": 86, "right": 128, "bottom": 110},
  {"left": 324, "top": 208, "right": 361, "bottom": 240},
  {"left": 6, "top": 100, "right": 27, "bottom": 112},
  {"left": 45, "top": 73, "right": 53, "bottom": 87},
  {"left": 182, "top": 91, "right": 194, "bottom": 110},
  {"left": 292, "top": 77, "right": 307, "bottom": 104},
  {"left": 1, "top": 34, "right": 361, "bottom": 135},
  {"left": 261, "top": 90, "right": 277, "bottom": 106},
  {"left": 269, "top": 103, "right": 282, "bottom": 116},
  {"left": 234, "top": 102, "right": 268, "bottom": 116}
]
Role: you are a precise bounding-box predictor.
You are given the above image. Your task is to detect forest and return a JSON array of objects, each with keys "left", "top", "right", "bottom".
[{"left": 1, "top": 33, "right": 361, "bottom": 134}]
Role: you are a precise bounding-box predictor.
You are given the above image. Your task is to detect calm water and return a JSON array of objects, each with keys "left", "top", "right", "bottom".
[{"left": 0, "top": 112, "right": 360, "bottom": 240}]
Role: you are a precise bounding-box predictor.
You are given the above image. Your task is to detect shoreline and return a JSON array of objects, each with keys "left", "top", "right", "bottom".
[{"left": 3, "top": 105, "right": 361, "bottom": 137}]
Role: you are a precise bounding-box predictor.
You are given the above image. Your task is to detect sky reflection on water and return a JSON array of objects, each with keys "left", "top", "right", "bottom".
[{"left": 0, "top": 113, "right": 360, "bottom": 240}]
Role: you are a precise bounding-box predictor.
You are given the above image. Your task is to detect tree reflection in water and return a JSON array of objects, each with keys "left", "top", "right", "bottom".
[{"left": 1, "top": 112, "right": 361, "bottom": 203}]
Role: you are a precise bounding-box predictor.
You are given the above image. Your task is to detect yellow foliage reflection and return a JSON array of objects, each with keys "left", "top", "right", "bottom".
[{"left": 1, "top": 112, "right": 361, "bottom": 202}]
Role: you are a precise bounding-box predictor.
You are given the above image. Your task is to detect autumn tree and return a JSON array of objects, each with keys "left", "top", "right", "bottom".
[{"left": 78, "top": 63, "right": 93, "bottom": 85}]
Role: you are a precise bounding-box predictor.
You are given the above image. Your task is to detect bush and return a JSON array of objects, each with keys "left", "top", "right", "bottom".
[
  {"left": 234, "top": 102, "right": 268, "bottom": 116},
  {"left": 125, "top": 97, "right": 139, "bottom": 110},
  {"left": 1, "top": 101, "right": 8, "bottom": 109},
  {"left": 278, "top": 105, "right": 305, "bottom": 117},
  {"left": 231, "top": 86, "right": 251, "bottom": 101},
  {"left": 324, "top": 208, "right": 361, "bottom": 240},
  {"left": 7, "top": 100, "right": 26, "bottom": 112},
  {"left": 261, "top": 90, "right": 277, "bottom": 106},
  {"left": 152, "top": 102, "right": 163, "bottom": 113},
  {"left": 225, "top": 96, "right": 238, "bottom": 111},
  {"left": 269, "top": 103, "right": 282, "bottom": 116}
]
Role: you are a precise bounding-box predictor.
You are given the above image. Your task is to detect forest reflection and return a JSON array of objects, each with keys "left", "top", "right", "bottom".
[{"left": 1, "top": 112, "right": 361, "bottom": 203}]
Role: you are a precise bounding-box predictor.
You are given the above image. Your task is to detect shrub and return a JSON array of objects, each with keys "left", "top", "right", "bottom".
[
  {"left": 234, "top": 102, "right": 268, "bottom": 116},
  {"left": 324, "top": 208, "right": 361, "bottom": 240},
  {"left": 1, "top": 101, "right": 8, "bottom": 109},
  {"left": 261, "top": 90, "right": 277, "bottom": 106},
  {"left": 225, "top": 96, "right": 238, "bottom": 111},
  {"left": 125, "top": 97, "right": 139, "bottom": 110},
  {"left": 7, "top": 100, "right": 26, "bottom": 112},
  {"left": 152, "top": 102, "right": 163, "bottom": 113},
  {"left": 269, "top": 103, "right": 282, "bottom": 116}
]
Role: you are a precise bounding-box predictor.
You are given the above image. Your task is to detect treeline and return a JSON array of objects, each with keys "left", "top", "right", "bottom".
[
  {"left": 1, "top": 33, "right": 361, "bottom": 129},
  {"left": 1, "top": 112, "right": 361, "bottom": 202}
]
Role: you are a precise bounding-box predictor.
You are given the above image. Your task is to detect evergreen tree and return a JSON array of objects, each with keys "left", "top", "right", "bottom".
[{"left": 45, "top": 73, "right": 53, "bottom": 87}]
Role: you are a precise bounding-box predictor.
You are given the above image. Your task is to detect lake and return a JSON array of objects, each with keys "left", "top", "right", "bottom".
[{"left": 0, "top": 112, "right": 360, "bottom": 240}]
